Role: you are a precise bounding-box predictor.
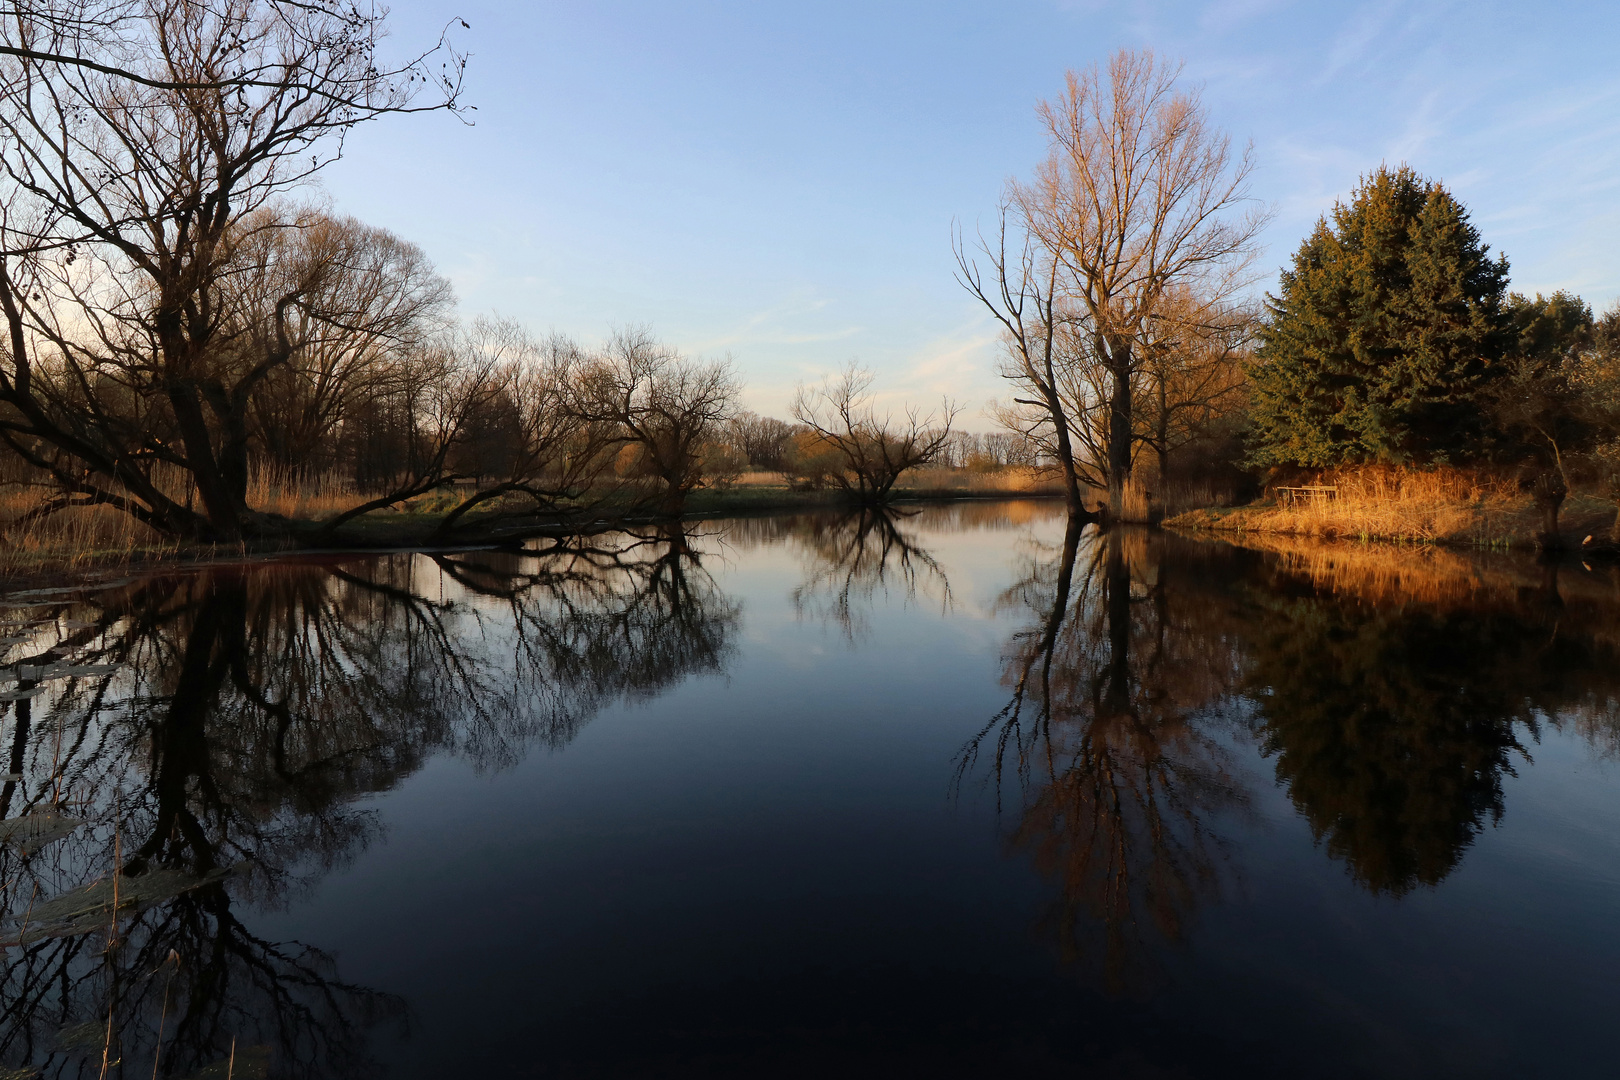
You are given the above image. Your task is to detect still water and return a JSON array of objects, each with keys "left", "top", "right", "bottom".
[{"left": 1, "top": 501, "right": 1618, "bottom": 1078}]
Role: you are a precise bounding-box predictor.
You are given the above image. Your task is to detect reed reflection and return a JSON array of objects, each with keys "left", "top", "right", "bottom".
[
  {"left": 959, "top": 524, "right": 1249, "bottom": 993},
  {"left": 0, "top": 525, "right": 736, "bottom": 1078}
]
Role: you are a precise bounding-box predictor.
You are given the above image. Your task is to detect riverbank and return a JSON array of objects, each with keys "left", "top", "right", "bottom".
[
  {"left": 0, "top": 481, "right": 1065, "bottom": 584},
  {"left": 1165, "top": 491, "right": 1618, "bottom": 551}
]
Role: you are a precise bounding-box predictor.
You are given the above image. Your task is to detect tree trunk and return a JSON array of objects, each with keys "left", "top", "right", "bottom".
[
  {"left": 168, "top": 382, "right": 243, "bottom": 541},
  {"left": 1043, "top": 382, "right": 1089, "bottom": 521},
  {"left": 1155, "top": 377, "right": 1171, "bottom": 494},
  {"left": 1102, "top": 528, "right": 1131, "bottom": 718},
  {"left": 1106, "top": 339, "right": 1133, "bottom": 522},
  {"left": 1531, "top": 468, "right": 1567, "bottom": 551}
]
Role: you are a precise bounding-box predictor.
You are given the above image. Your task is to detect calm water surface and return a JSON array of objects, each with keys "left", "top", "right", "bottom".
[{"left": 2, "top": 501, "right": 1618, "bottom": 1078}]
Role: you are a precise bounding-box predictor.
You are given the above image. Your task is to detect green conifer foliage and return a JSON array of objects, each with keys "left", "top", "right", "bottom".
[{"left": 1247, "top": 167, "right": 1510, "bottom": 466}]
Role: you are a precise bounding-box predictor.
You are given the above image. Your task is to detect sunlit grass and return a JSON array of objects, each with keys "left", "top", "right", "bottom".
[{"left": 1166, "top": 465, "right": 1618, "bottom": 548}]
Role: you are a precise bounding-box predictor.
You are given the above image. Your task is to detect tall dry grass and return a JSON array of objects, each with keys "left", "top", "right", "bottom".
[
  {"left": 244, "top": 465, "right": 382, "bottom": 519},
  {"left": 0, "top": 493, "right": 176, "bottom": 574},
  {"left": 0, "top": 464, "right": 388, "bottom": 575},
  {"left": 896, "top": 465, "right": 1067, "bottom": 494},
  {"left": 1112, "top": 475, "right": 1237, "bottom": 522},
  {"left": 1252, "top": 466, "right": 1527, "bottom": 543},
  {"left": 1167, "top": 465, "right": 1540, "bottom": 545}
]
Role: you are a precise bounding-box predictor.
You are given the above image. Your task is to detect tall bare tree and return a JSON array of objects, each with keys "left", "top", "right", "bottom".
[
  {"left": 243, "top": 211, "right": 455, "bottom": 477},
  {"left": 1136, "top": 292, "right": 1254, "bottom": 488},
  {"left": 1011, "top": 49, "right": 1267, "bottom": 519},
  {"left": 956, "top": 217, "right": 1094, "bottom": 518},
  {"left": 0, "top": 0, "right": 467, "bottom": 541}
]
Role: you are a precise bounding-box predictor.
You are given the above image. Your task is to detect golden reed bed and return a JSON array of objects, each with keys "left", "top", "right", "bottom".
[{"left": 1166, "top": 465, "right": 1618, "bottom": 550}]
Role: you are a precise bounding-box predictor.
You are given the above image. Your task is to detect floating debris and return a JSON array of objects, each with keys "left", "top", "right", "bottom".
[
  {"left": 182, "top": 1044, "right": 271, "bottom": 1079},
  {"left": 52, "top": 663, "right": 120, "bottom": 678},
  {"left": 0, "top": 812, "right": 83, "bottom": 855},
  {"left": 0, "top": 663, "right": 116, "bottom": 685},
  {"left": 0, "top": 1066, "right": 42, "bottom": 1080},
  {"left": 0, "top": 687, "right": 45, "bottom": 702},
  {"left": 0, "top": 774, "right": 21, "bottom": 783},
  {"left": 57, "top": 620, "right": 98, "bottom": 630},
  {"left": 13, "top": 866, "right": 230, "bottom": 944}
]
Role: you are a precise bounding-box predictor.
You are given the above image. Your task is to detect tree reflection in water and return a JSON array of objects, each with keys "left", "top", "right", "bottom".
[
  {"left": 0, "top": 526, "right": 735, "bottom": 1078},
  {"left": 959, "top": 523, "right": 1250, "bottom": 993},
  {"left": 1240, "top": 550, "right": 1620, "bottom": 895},
  {"left": 964, "top": 522, "right": 1620, "bottom": 989},
  {"left": 787, "top": 507, "right": 952, "bottom": 640}
]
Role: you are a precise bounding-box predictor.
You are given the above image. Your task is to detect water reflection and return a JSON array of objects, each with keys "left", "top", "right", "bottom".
[
  {"left": 788, "top": 508, "right": 952, "bottom": 638},
  {"left": 1240, "top": 549, "right": 1620, "bottom": 894},
  {"left": 2, "top": 507, "right": 1619, "bottom": 1074},
  {"left": 962, "top": 522, "right": 1620, "bottom": 980},
  {"left": 960, "top": 523, "right": 1249, "bottom": 991},
  {"left": 0, "top": 526, "right": 735, "bottom": 1078}
]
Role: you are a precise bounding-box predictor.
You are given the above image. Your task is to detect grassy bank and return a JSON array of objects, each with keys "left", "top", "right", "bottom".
[
  {"left": 1165, "top": 466, "right": 1618, "bottom": 551},
  {"left": 0, "top": 469, "right": 1065, "bottom": 582}
]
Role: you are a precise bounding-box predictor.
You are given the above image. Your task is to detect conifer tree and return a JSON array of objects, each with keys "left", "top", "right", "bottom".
[{"left": 1247, "top": 167, "right": 1510, "bottom": 466}]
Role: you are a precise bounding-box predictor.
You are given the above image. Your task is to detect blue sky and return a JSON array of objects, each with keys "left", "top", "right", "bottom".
[{"left": 319, "top": 1, "right": 1620, "bottom": 424}]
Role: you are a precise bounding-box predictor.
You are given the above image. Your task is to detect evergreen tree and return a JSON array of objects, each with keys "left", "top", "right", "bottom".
[{"left": 1247, "top": 166, "right": 1510, "bottom": 466}]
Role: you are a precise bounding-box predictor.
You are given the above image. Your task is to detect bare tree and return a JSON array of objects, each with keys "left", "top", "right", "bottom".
[
  {"left": 243, "top": 211, "right": 455, "bottom": 478},
  {"left": 790, "top": 363, "right": 960, "bottom": 503},
  {"left": 0, "top": 0, "right": 467, "bottom": 542},
  {"left": 1136, "top": 291, "right": 1255, "bottom": 488},
  {"left": 431, "top": 321, "right": 626, "bottom": 535},
  {"left": 727, "top": 410, "right": 798, "bottom": 471},
  {"left": 1011, "top": 50, "right": 1267, "bottom": 519},
  {"left": 956, "top": 217, "right": 1094, "bottom": 518},
  {"left": 570, "top": 327, "right": 740, "bottom": 516}
]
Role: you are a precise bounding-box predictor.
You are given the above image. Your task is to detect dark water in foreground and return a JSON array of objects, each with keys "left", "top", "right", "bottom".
[{"left": 2, "top": 501, "right": 1619, "bottom": 1078}]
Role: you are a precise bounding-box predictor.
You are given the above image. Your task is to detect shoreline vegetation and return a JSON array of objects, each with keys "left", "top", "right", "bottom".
[
  {"left": 1163, "top": 465, "right": 1620, "bottom": 553},
  {"left": 0, "top": 468, "right": 1067, "bottom": 582},
  {"left": 8, "top": 463, "right": 1620, "bottom": 590}
]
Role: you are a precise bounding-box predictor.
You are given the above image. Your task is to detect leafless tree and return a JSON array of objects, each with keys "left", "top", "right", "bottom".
[
  {"left": 432, "top": 320, "right": 626, "bottom": 535},
  {"left": 727, "top": 410, "right": 798, "bottom": 471},
  {"left": 242, "top": 211, "right": 455, "bottom": 477},
  {"left": 1010, "top": 49, "right": 1268, "bottom": 519},
  {"left": 0, "top": 0, "right": 467, "bottom": 542},
  {"left": 790, "top": 363, "right": 961, "bottom": 503},
  {"left": 570, "top": 327, "right": 741, "bottom": 516},
  {"left": 956, "top": 217, "right": 1094, "bottom": 518},
  {"left": 1136, "top": 292, "right": 1255, "bottom": 488}
]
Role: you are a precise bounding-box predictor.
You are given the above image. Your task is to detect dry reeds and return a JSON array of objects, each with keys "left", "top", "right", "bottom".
[
  {"left": 1168, "top": 465, "right": 1568, "bottom": 547},
  {"left": 0, "top": 494, "right": 177, "bottom": 575},
  {"left": 244, "top": 465, "right": 382, "bottom": 519},
  {"left": 895, "top": 465, "right": 1066, "bottom": 495},
  {"left": 0, "top": 464, "right": 387, "bottom": 575},
  {"left": 1254, "top": 465, "right": 1524, "bottom": 544}
]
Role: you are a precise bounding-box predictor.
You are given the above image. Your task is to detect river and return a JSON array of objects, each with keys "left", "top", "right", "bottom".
[{"left": 1, "top": 500, "right": 1617, "bottom": 1078}]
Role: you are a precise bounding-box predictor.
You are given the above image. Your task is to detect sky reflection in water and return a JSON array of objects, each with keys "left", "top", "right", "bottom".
[{"left": 1, "top": 502, "right": 1618, "bottom": 1079}]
